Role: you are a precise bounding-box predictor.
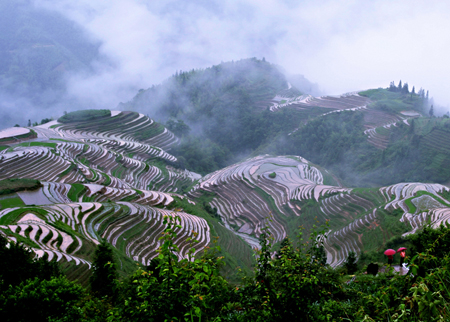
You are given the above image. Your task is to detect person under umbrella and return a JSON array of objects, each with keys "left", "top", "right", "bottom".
[
  {"left": 384, "top": 249, "right": 396, "bottom": 265},
  {"left": 397, "top": 247, "right": 407, "bottom": 266}
]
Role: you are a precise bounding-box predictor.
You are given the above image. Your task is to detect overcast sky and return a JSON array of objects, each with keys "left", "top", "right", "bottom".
[{"left": 34, "top": 0, "right": 450, "bottom": 111}]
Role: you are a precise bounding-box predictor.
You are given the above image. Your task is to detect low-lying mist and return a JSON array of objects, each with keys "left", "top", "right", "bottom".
[{"left": 31, "top": 0, "right": 450, "bottom": 115}]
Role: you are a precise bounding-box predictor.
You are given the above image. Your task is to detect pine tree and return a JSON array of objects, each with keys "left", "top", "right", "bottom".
[
  {"left": 418, "top": 88, "right": 424, "bottom": 98},
  {"left": 398, "top": 80, "right": 402, "bottom": 92},
  {"left": 429, "top": 105, "right": 434, "bottom": 117},
  {"left": 90, "top": 240, "right": 117, "bottom": 298},
  {"left": 389, "top": 81, "right": 396, "bottom": 92},
  {"left": 402, "top": 82, "right": 409, "bottom": 94}
]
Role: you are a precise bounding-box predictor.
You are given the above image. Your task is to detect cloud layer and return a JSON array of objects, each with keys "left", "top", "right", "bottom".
[{"left": 34, "top": 0, "right": 450, "bottom": 112}]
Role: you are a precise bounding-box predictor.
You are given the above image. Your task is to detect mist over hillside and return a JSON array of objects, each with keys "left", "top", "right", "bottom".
[
  {"left": 121, "top": 58, "right": 312, "bottom": 174},
  {"left": 2, "top": 0, "right": 450, "bottom": 131},
  {"left": 0, "top": 0, "right": 103, "bottom": 129}
]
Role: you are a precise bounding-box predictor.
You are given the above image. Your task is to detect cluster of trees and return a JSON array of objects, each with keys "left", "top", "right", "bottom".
[
  {"left": 389, "top": 80, "right": 429, "bottom": 99},
  {"left": 2, "top": 216, "right": 450, "bottom": 321},
  {"left": 388, "top": 80, "right": 431, "bottom": 115},
  {"left": 389, "top": 80, "right": 413, "bottom": 94}
]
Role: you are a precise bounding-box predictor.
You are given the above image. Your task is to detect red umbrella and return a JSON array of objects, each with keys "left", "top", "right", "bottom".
[
  {"left": 397, "top": 247, "right": 407, "bottom": 253},
  {"left": 384, "top": 249, "right": 396, "bottom": 256}
]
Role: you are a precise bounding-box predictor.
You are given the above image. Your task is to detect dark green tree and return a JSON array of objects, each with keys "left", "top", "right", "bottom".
[
  {"left": 0, "top": 276, "right": 85, "bottom": 322},
  {"left": 388, "top": 81, "right": 396, "bottom": 92},
  {"left": 90, "top": 240, "right": 117, "bottom": 298},
  {"left": 165, "top": 119, "right": 191, "bottom": 137},
  {"left": 0, "top": 235, "right": 59, "bottom": 292},
  {"left": 402, "top": 82, "right": 409, "bottom": 94},
  {"left": 344, "top": 251, "right": 358, "bottom": 274},
  {"left": 429, "top": 105, "right": 434, "bottom": 117}
]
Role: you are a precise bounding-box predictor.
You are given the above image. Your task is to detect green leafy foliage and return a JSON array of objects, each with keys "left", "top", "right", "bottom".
[
  {"left": 344, "top": 251, "right": 358, "bottom": 274},
  {"left": 165, "top": 119, "right": 191, "bottom": 137},
  {"left": 0, "top": 276, "right": 85, "bottom": 322},
  {"left": 2, "top": 222, "right": 450, "bottom": 321},
  {"left": 111, "top": 215, "right": 230, "bottom": 321},
  {"left": 0, "top": 234, "right": 60, "bottom": 292}
]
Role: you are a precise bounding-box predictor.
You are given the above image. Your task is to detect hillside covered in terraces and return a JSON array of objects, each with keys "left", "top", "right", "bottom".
[{"left": 1, "top": 59, "right": 450, "bottom": 281}]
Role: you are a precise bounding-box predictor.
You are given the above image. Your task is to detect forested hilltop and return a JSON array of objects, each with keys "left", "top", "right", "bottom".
[
  {"left": 121, "top": 58, "right": 306, "bottom": 173},
  {"left": 123, "top": 59, "right": 447, "bottom": 187}
]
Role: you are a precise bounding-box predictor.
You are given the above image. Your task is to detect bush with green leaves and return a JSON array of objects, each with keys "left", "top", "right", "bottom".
[
  {"left": 231, "top": 222, "right": 344, "bottom": 321},
  {"left": 4, "top": 219, "right": 450, "bottom": 321},
  {"left": 109, "top": 215, "right": 231, "bottom": 321},
  {"left": 0, "top": 178, "right": 42, "bottom": 196},
  {"left": 0, "top": 276, "right": 85, "bottom": 322}
]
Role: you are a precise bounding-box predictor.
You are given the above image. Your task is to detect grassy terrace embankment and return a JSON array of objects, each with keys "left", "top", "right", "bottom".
[
  {"left": 58, "top": 109, "right": 111, "bottom": 123},
  {"left": 0, "top": 178, "right": 42, "bottom": 195}
]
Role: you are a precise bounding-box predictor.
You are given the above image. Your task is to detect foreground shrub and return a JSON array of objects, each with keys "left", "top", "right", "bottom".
[
  {"left": 0, "top": 234, "right": 59, "bottom": 292},
  {"left": 109, "top": 215, "right": 231, "bottom": 321},
  {"left": 0, "top": 276, "right": 85, "bottom": 322}
]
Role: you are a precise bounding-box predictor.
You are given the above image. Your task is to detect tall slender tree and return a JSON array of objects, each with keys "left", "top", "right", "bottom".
[
  {"left": 90, "top": 240, "right": 117, "bottom": 299},
  {"left": 402, "top": 82, "right": 409, "bottom": 94}
]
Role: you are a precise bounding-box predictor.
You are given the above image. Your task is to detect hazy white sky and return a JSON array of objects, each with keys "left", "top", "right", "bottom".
[{"left": 35, "top": 0, "right": 450, "bottom": 110}]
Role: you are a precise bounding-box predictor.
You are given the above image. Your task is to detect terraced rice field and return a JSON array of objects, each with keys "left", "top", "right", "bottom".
[
  {"left": 422, "top": 129, "right": 450, "bottom": 154},
  {"left": 0, "top": 202, "right": 210, "bottom": 266},
  {"left": 2, "top": 105, "right": 450, "bottom": 273},
  {"left": 0, "top": 110, "right": 206, "bottom": 274},
  {"left": 270, "top": 93, "right": 369, "bottom": 113},
  {"left": 190, "top": 155, "right": 351, "bottom": 250},
  {"left": 362, "top": 109, "right": 406, "bottom": 149},
  {"left": 0, "top": 140, "right": 193, "bottom": 193},
  {"left": 34, "top": 112, "right": 178, "bottom": 149},
  {"left": 271, "top": 87, "right": 417, "bottom": 150},
  {"left": 192, "top": 152, "right": 450, "bottom": 267},
  {"left": 269, "top": 90, "right": 408, "bottom": 150},
  {"left": 377, "top": 183, "right": 450, "bottom": 236}
]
